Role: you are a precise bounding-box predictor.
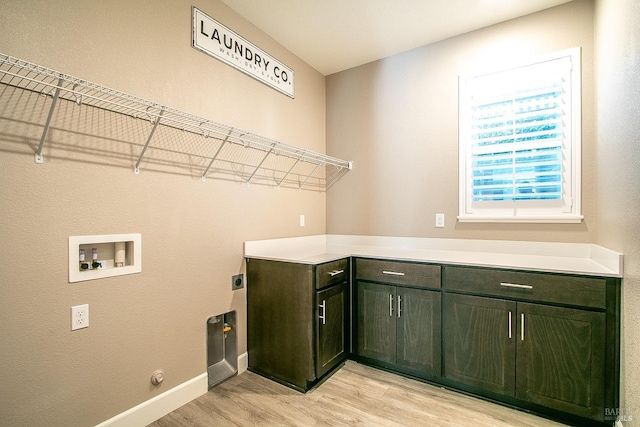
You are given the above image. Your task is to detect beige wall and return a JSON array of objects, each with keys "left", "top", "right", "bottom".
[
  {"left": 594, "top": 0, "right": 640, "bottom": 420},
  {"left": 326, "top": 0, "right": 596, "bottom": 242},
  {"left": 0, "top": 0, "right": 326, "bottom": 426}
]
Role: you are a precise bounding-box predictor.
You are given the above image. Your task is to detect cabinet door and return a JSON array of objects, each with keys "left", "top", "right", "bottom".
[
  {"left": 444, "top": 293, "right": 516, "bottom": 396},
  {"left": 356, "top": 281, "right": 396, "bottom": 363},
  {"left": 396, "top": 288, "right": 441, "bottom": 377},
  {"left": 316, "top": 282, "right": 348, "bottom": 378},
  {"left": 516, "top": 302, "right": 606, "bottom": 421}
]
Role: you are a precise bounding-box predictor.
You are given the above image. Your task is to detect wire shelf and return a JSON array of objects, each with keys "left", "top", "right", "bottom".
[{"left": 0, "top": 53, "right": 351, "bottom": 191}]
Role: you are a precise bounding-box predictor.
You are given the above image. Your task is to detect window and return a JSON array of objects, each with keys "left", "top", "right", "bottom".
[{"left": 458, "top": 48, "right": 582, "bottom": 223}]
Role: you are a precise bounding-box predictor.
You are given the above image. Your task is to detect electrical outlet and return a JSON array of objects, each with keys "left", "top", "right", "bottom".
[
  {"left": 435, "top": 213, "right": 445, "bottom": 228},
  {"left": 71, "top": 304, "right": 89, "bottom": 331},
  {"left": 232, "top": 274, "right": 244, "bottom": 290},
  {"left": 299, "top": 214, "right": 305, "bottom": 227}
]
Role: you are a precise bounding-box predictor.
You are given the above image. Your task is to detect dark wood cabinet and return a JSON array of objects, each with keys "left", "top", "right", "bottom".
[
  {"left": 316, "top": 281, "right": 349, "bottom": 378},
  {"left": 247, "top": 254, "right": 620, "bottom": 426},
  {"left": 357, "top": 281, "right": 396, "bottom": 363},
  {"left": 443, "top": 265, "right": 618, "bottom": 425},
  {"left": 246, "top": 257, "right": 349, "bottom": 392},
  {"left": 516, "top": 302, "right": 606, "bottom": 420},
  {"left": 444, "top": 293, "right": 516, "bottom": 396},
  {"left": 355, "top": 258, "right": 441, "bottom": 378},
  {"left": 396, "top": 287, "right": 442, "bottom": 374}
]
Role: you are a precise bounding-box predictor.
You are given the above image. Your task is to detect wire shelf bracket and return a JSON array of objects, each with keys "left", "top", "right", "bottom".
[
  {"left": 35, "top": 76, "right": 64, "bottom": 164},
  {"left": 246, "top": 144, "right": 275, "bottom": 185},
  {"left": 276, "top": 153, "right": 304, "bottom": 189},
  {"left": 201, "top": 129, "right": 233, "bottom": 182},
  {"left": 134, "top": 108, "right": 164, "bottom": 174}
]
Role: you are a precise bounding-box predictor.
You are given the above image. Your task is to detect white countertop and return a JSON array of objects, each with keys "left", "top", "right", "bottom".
[{"left": 244, "top": 235, "right": 623, "bottom": 277}]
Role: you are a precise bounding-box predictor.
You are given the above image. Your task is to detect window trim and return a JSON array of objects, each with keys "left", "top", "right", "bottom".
[{"left": 458, "top": 47, "right": 583, "bottom": 224}]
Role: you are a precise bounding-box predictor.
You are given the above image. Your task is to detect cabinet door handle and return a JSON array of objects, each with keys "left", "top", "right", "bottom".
[
  {"left": 328, "top": 270, "right": 344, "bottom": 276},
  {"left": 383, "top": 270, "right": 405, "bottom": 276},
  {"left": 397, "top": 295, "right": 402, "bottom": 318},
  {"left": 319, "top": 300, "right": 326, "bottom": 325},
  {"left": 508, "top": 311, "right": 512, "bottom": 339},
  {"left": 521, "top": 313, "right": 525, "bottom": 341},
  {"left": 389, "top": 294, "right": 394, "bottom": 317},
  {"left": 500, "top": 282, "right": 533, "bottom": 290}
]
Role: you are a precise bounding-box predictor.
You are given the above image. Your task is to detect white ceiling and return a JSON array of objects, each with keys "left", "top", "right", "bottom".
[{"left": 219, "top": 0, "right": 573, "bottom": 75}]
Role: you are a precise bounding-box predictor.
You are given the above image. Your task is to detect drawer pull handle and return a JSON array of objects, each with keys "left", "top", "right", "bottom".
[
  {"left": 328, "top": 270, "right": 344, "bottom": 276},
  {"left": 383, "top": 270, "right": 405, "bottom": 276},
  {"left": 500, "top": 282, "right": 533, "bottom": 290}
]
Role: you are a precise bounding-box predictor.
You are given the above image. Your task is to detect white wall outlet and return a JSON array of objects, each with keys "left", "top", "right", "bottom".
[
  {"left": 71, "top": 304, "right": 89, "bottom": 331},
  {"left": 299, "top": 214, "right": 305, "bottom": 227},
  {"left": 435, "top": 213, "right": 445, "bottom": 228}
]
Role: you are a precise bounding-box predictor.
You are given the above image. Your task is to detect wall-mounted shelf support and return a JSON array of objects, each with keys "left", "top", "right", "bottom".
[
  {"left": 202, "top": 129, "right": 233, "bottom": 182},
  {"left": 276, "top": 153, "right": 304, "bottom": 188},
  {"left": 247, "top": 144, "right": 275, "bottom": 184},
  {"left": 0, "top": 52, "right": 352, "bottom": 191},
  {"left": 35, "top": 76, "right": 64, "bottom": 164},
  {"left": 300, "top": 162, "right": 322, "bottom": 189},
  {"left": 134, "top": 108, "right": 164, "bottom": 174}
]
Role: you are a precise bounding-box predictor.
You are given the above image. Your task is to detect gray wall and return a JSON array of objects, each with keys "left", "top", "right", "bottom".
[
  {"left": 326, "top": 0, "right": 596, "bottom": 242},
  {"left": 594, "top": 0, "right": 640, "bottom": 419}
]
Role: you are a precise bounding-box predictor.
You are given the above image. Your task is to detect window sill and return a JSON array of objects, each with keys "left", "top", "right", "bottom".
[{"left": 457, "top": 214, "right": 584, "bottom": 224}]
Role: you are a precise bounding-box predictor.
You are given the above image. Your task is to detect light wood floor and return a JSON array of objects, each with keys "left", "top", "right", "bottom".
[{"left": 149, "top": 361, "right": 567, "bottom": 426}]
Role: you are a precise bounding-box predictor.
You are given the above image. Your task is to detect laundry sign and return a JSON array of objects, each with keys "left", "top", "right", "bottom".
[{"left": 192, "top": 7, "right": 295, "bottom": 98}]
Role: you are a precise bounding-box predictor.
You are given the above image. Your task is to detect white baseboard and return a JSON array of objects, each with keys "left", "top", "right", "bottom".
[
  {"left": 238, "top": 351, "right": 248, "bottom": 373},
  {"left": 96, "top": 352, "right": 248, "bottom": 427}
]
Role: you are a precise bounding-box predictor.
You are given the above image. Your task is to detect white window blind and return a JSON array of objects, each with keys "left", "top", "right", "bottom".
[{"left": 458, "top": 48, "right": 582, "bottom": 223}]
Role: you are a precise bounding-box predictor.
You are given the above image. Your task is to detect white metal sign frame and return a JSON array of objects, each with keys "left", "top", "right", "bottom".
[{"left": 192, "top": 7, "right": 295, "bottom": 98}]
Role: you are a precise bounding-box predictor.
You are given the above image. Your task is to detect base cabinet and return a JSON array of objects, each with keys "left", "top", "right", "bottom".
[
  {"left": 355, "top": 258, "right": 441, "bottom": 379},
  {"left": 444, "top": 293, "right": 606, "bottom": 421},
  {"left": 247, "top": 255, "right": 620, "bottom": 427},
  {"left": 444, "top": 266, "right": 618, "bottom": 426},
  {"left": 246, "top": 257, "right": 349, "bottom": 392}
]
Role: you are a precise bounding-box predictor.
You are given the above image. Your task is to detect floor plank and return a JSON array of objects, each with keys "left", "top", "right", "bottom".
[{"left": 148, "top": 361, "right": 566, "bottom": 426}]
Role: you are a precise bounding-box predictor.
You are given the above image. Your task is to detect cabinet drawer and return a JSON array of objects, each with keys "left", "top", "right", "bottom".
[
  {"left": 316, "top": 258, "right": 349, "bottom": 290},
  {"left": 443, "top": 266, "right": 606, "bottom": 309},
  {"left": 356, "top": 258, "right": 441, "bottom": 289}
]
